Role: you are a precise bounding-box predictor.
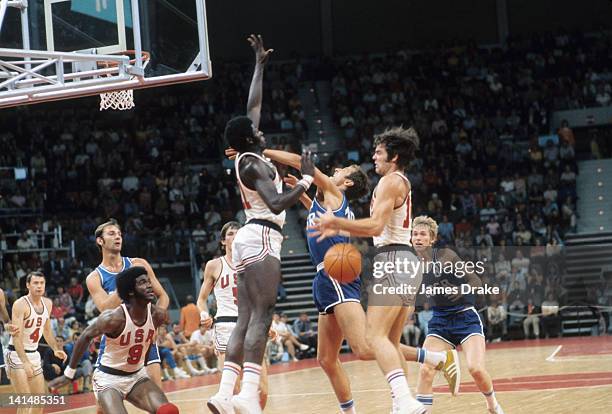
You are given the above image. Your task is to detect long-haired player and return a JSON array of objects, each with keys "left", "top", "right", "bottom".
[{"left": 412, "top": 216, "right": 504, "bottom": 414}]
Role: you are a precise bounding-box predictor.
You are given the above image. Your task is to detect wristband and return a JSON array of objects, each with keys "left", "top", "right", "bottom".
[
  {"left": 64, "top": 366, "right": 76, "bottom": 380},
  {"left": 297, "top": 174, "right": 314, "bottom": 191}
]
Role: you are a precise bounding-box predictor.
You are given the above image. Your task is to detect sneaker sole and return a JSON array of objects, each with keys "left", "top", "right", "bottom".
[{"left": 206, "top": 401, "right": 226, "bottom": 414}]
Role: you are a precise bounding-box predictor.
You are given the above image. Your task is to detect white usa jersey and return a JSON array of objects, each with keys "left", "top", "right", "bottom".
[
  {"left": 9, "top": 296, "right": 49, "bottom": 351},
  {"left": 99, "top": 303, "right": 156, "bottom": 373},
  {"left": 371, "top": 172, "right": 412, "bottom": 246},
  {"left": 214, "top": 256, "right": 239, "bottom": 317},
  {"left": 235, "top": 152, "right": 286, "bottom": 228}
]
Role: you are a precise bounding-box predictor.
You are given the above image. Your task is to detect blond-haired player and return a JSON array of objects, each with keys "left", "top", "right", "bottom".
[
  {"left": 7, "top": 271, "right": 67, "bottom": 414},
  {"left": 313, "top": 127, "right": 456, "bottom": 414},
  {"left": 412, "top": 216, "right": 504, "bottom": 414}
]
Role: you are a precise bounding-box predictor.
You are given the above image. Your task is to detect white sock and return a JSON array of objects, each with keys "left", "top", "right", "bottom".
[
  {"left": 339, "top": 399, "right": 356, "bottom": 413},
  {"left": 483, "top": 389, "right": 498, "bottom": 410},
  {"left": 416, "top": 394, "right": 433, "bottom": 413},
  {"left": 386, "top": 369, "right": 412, "bottom": 406},
  {"left": 218, "top": 361, "right": 241, "bottom": 397},
  {"left": 240, "top": 362, "right": 262, "bottom": 399},
  {"left": 417, "top": 347, "right": 446, "bottom": 367}
]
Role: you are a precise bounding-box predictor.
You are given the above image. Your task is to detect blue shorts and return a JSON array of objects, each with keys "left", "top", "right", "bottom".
[
  {"left": 96, "top": 339, "right": 161, "bottom": 366},
  {"left": 0, "top": 342, "right": 4, "bottom": 368},
  {"left": 427, "top": 307, "right": 485, "bottom": 347},
  {"left": 313, "top": 271, "right": 361, "bottom": 315}
]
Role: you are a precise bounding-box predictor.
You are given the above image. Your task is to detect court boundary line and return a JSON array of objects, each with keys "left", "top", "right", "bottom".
[{"left": 546, "top": 345, "right": 563, "bottom": 361}]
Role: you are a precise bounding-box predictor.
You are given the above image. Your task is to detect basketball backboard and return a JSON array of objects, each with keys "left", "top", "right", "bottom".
[{"left": 0, "top": 0, "right": 211, "bottom": 109}]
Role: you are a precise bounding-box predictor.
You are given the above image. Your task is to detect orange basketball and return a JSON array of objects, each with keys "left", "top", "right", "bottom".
[{"left": 323, "top": 243, "right": 362, "bottom": 283}]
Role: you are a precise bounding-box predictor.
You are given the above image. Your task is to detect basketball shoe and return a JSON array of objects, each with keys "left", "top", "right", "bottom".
[
  {"left": 232, "top": 394, "right": 262, "bottom": 414},
  {"left": 435, "top": 349, "right": 460, "bottom": 396},
  {"left": 488, "top": 404, "right": 505, "bottom": 414},
  {"left": 207, "top": 395, "right": 235, "bottom": 414}
]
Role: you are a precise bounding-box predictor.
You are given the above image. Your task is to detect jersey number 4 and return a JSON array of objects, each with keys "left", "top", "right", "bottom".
[{"left": 29, "top": 328, "right": 40, "bottom": 343}]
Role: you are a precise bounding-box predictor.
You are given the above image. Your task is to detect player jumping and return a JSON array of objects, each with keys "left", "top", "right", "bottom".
[{"left": 206, "top": 34, "right": 315, "bottom": 414}]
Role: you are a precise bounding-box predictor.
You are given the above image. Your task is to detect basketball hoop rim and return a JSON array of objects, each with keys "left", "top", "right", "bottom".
[{"left": 98, "top": 50, "right": 150, "bottom": 69}]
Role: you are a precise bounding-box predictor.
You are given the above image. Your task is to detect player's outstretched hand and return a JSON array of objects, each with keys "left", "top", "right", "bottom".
[
  {"left": 300, "top": 150, "right": 315, "bottom": 177},
  {"left": 248, "top": 34, "right": 273, "bottom": 65},
  {"left": 308, "top": 207, "right": 339, "bottom": 242},
  {"left": 225, "top": 147, "right": 238, "bottom": 160},
  {"left": 283, "top": 174, "right": 299, "bottom": 188}
]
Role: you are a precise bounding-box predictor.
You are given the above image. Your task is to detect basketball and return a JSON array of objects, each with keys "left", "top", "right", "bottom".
[{"left": 323, "top": 243, "right": 362, "bottom": 283}]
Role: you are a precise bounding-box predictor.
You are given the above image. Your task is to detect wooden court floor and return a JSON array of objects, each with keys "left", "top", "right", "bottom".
[{"left": 2, "top": 336, "right": 611, "bottom": 414}]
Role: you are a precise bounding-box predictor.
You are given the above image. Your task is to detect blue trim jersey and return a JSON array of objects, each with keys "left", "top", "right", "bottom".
[
  {"left": 95, "top": 257, "right": 161, "bottom": 366},
  {"left": 421, "top": 248, "right": 476, "bottom": 315},
  {"left": 307, "top": 195, "right": 362, "bottom": 314}
]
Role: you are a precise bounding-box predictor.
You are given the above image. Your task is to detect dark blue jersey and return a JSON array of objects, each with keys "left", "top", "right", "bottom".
[
  {"left": 306, "top": 194, "right": 354, "bottom": 266},
  {"left": 421, "top": 248, "right": 476, "bottom": 315}
]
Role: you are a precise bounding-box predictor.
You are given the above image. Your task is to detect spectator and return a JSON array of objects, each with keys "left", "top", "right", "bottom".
[
  {"left": 42, "top": 335, "right": 67, "bottom": 382},
  {"left": 189, "top": 324, "right": 218, "bottom": 374},
  {"left": 292, "top": 313, "right": 317, "bottom": 351},
  {"left": 63, "top": 332, "right": 94, "bottom": 391},
  {"left": 418, "top": 302, "right": 433, "bottom": 337},
  {"left": 522, "top": 298, "right": 540, "bottom": 339},
  {"left": 402, "top": 312, "right": 421, "bottom": 347},
  {"left": 67, "top": 277, "right": 84, "bottom": 313},
  {"left": 487, "top": 299, "right": 506, "bottom": 343},
  {"left": 179, "top": 295, "right": 201, "bottom": 339},
  {"left": 271, "top": 313, "right": 308, "bottom": 362},
  {"left": 156, "top": 326, "right": 190, "bottom": 379},
  {"left": 541, "top": 293, "right": 561, "bottom": 338},
  {"left": 16, "top": 233, "right": 35, "bottom": 250}
]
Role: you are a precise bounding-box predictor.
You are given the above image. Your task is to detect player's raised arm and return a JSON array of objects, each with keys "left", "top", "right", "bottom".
[
  {"left": 151, "top": 305, "right": 170, "bottom": 328},
  {"left": 246, "top": 34, "right": 273, "bottom": 129},
  {"left": 264, "top": 149, "right": 343, "bottom": 199},
  {"left": 86, "top": 269, "right": 122, "bottom": 311},
  {"left": 311, "top": 174, "right": 402, "bottom": 239},
  {"left": 240, "top": 151, "right": 315, "bottom": 215},
  {"left": 131, "top": 258, "right": 169, "bottom": 310},
  {"left": 197, "top": 259, "right": 220, "bottom": 329}
]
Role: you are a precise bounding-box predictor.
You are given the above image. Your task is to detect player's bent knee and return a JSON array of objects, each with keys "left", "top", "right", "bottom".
[
  {"left": 468, "top": 364, "right": 485, "bottom": 378},
  {"left": 316, "top": 353, "right": 336, "bottom": 371},
  {"left": 156, "top": 403, "right": 179, "bottom": 414},
  {"left": 419, "top": 364, "right": 436, "bottom": 381}
]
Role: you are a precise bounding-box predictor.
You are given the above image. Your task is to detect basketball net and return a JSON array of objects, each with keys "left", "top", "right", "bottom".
[{"left": 99, "top": 50, "right": 150, "bottom": 111}]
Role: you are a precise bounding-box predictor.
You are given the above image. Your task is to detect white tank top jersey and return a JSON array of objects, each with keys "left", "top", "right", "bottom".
[
  {"left": 9, "top": 296, "right": 49, "bottom": 351},
  {"left": 371, "top": 172, "right": 412, "bottom": 247},
  {"left": 235, "top": 152, "right": 286, "bottom": 228},
  {"left": 214, "top": 256, "right": 239, "bottom": 318},
  {"left": 99, "top": 303, "right": 156, "bottom": 373}
]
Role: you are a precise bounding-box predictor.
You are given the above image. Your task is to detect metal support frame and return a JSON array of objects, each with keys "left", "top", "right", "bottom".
[{"left": 0, "top": 0, "right": 211, "bottom": 109}]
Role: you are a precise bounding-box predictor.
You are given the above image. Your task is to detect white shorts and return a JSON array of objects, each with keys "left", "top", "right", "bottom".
[
  {"left": 232, "top": 222, "right": 283, "bottom": 272},
  {"left": 92, "top": 367, "right": 149, "bottom": 399},
  {"left": 6, "top": 350, "right": 42, "bottom": 377},
  {"left": 213, "top": 322, "right": 236, "bottom": 354}
]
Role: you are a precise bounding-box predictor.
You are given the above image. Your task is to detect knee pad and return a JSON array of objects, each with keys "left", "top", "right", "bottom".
[{"left": 156, "top": 403, "right": 179, "bottom": 414}]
